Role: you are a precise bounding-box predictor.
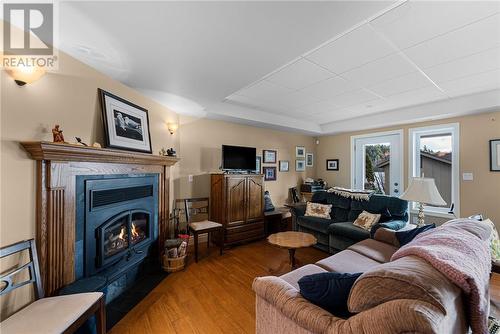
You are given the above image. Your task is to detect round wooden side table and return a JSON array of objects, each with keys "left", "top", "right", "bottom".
[{"left": 267, "top": 231, "right": 317, "bottom": 269}]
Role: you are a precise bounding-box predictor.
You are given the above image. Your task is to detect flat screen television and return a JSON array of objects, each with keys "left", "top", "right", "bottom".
[{"left": 222, "top": 145, "right": 256, "bottom": 171}]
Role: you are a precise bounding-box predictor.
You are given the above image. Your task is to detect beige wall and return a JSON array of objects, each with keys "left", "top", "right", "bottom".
[
  {"left": 0, "top": 50, "right": 179, "bottom": 317},
  {"left": 175, "top": 116, "right": 316, "bottom": 206},
  {"left": 316, "top": 111, "right": 500, "bottom": 228}
]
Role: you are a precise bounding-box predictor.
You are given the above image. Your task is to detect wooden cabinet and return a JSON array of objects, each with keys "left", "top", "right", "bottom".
[{"left": 210, "top": 174, "right": 265, "bottom": 245}]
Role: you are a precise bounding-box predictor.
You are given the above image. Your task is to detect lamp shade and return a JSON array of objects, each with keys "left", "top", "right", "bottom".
[{"left": 400, "top": 177, "right": 446, "bottom": 206}]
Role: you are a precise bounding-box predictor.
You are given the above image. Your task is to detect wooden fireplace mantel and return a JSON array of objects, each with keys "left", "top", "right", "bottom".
[
  {"left": 20, "top": 141, "right": 179, "bottom": 296},
  {"left": 21, "top": 141, "right": 179, "bottom": 166}
]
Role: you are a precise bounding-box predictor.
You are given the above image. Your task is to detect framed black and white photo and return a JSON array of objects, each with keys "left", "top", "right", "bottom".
[
  {"left": 256, "top": 156, "right": 262, "bottom": 174},
  {"left": 263, "top": 149, "right": 277, "bottom": 163},
  {"left": 263, "top": 166, "right": 277, "bottom": 181},
  {"left": 99, "top": 89, "right": 152, "bottom": 153},
  {"left": 279, "top": 160, "right": 289, "bottom": 172},
  {"left": 296, "top": 146, "right": 305, "bottom": 158},
  {"left": 306, "top": 153, "right": 314, "bottom": 167},
  {"left": 326, "top": 159, "right": 339, "bottom": 171},
  {"left": 490, "top": 139, "right": 500, "bottom": 171},
  {"left": 296, "top": 160, "right": 305, "bottom": 172}
]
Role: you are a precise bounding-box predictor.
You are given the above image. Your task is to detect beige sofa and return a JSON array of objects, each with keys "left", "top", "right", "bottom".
[{"left": 253, "top": 237, "right": 468, "bottom": 334}]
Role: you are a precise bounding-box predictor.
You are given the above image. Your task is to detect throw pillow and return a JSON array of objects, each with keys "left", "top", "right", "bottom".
[
  {"left": 481, "top": 219, "right": 500, "bottom": 262},
  {"left": 353, "top": 211, "right": 381, "bottom": 231},
  {"left": 305, "top": 202, "right": 332, "bottom": 219},
  {"left": 373, "top": 227, "right": 400, "bottom": 247},
  {"left": 298, "top": 272, "right": 362, "bottom": 318},
  {"left": 395, "top": 224, "right": 435, "bottom": 246}
]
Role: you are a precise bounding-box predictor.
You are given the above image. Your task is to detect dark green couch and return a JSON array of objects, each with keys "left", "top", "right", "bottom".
[{"left": 291, "top": 191, "right": 408, "bottom": 253}]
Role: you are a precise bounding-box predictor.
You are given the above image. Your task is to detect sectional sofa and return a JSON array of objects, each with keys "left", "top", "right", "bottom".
[{"left": 292, "top": 191, "right": 409, "bottom": 252}]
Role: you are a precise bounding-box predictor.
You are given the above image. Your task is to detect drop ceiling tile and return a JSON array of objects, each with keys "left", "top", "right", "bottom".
[
  {"left": 439, "top": 69, "right": 500, "bottom": 97},
  {"left": 296, "top": 100, "right": 338, "bottom": 115},
  {"left": 271, "top": 90, "right": 321, "bottom": 109},
  {"left": 305, "top": 24, "right": 396, "bottom": 74},
  {"left": 297, "top": 75, "right": 359, "bottom": 101},
  {"left": 327, "top": 89, "right": 380, "bottom": 108},
  {"left": 265, "top": 58, "right": 334, "bottom": 90},
  {"left": 371, "top": 1, "right": 500, "bottom": 50},
  {"left": 369, "top": 72, "right": 434, "bottom": 97},
  {"left": 424, "top": 47, "right": 500, "bottom": 83},
  {"left": 237, "top": 80, "right": 293, "bottom": 100},
  {"left": 404, "top": 14, "right": 500, "bottom": 69},
  {"left": 341, "top": 52, "right": 417, "bottom": 87},
  {"left": 385, "top": 86, "right": 448, "bottom": 107}
]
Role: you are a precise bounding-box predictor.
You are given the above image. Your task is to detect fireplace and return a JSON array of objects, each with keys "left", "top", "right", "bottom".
[{"left": 75, "top": 174, "right": 159, "bottom": 298}]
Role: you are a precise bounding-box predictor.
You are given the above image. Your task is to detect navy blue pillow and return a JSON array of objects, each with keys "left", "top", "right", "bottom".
[
  {"left": 396, "top": 224, "right": 435, "bottom": 246},
  {"left": 298, "top": 272, "right": 362, "bottom": 318}
]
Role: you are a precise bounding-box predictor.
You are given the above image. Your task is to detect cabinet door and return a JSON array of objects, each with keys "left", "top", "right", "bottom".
[
  {"left": 246, "top": 176, "right": 264, "bottom": 222},
  {"left": 226, "top": 176, "right": 247, "bottom": 225}
]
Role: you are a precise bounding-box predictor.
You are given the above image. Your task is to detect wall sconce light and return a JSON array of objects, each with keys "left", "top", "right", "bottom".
[
  {"left": 6, "top": 65, "right": 46, "bottom": 86},
  {"left": 167, "top": 123, "right": 178, "bottom": 135}
]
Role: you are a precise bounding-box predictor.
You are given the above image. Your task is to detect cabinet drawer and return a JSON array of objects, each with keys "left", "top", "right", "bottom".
[
  {"left": 225, "top": 226, "right": 265, "bottom": 244},
  {"left": 226, "top": 221, "right": 264, "bottom": 234}
]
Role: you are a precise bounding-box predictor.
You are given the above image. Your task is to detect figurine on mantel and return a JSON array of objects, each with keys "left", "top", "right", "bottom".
[
  {"left": 52, "top": 125, "right": 65, "bottom": 143},
  {"left": 159, "top": 147, "right": 177, "bottom": 157}
]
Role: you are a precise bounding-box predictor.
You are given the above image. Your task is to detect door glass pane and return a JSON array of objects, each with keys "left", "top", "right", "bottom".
[
  {"left": 104, "top": 216, "right": 129, "bottom": 258},
  {"left": 131, "top": 212, "right": 149, "bottom": 245},
  {"left": 364, "top": 143, "right": 390, "bottom": 194},
  {"left": 419, "top": 133, "right": 452, "bottom": 207}
]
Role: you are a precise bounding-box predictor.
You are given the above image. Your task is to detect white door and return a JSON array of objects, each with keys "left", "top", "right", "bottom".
[{"left": 352, "top": 132, "right": 403, "bottom": 196}]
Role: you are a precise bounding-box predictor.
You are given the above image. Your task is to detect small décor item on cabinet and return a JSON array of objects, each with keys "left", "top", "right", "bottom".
[
  {"left": 52, "top": 124, "right": 65, "bottom": 143},
  {"left": 263, "top": 149, "right": 277, "bottom": 163},
  {"left": 75, "top": 137, "right": 88, "bottom": 146},
  {"left": 306, "top": 153, "right": 314, "bottom": 167},
  {"left": 264, "top": 191, "right": 275, "bottom": 212},
  {"left": 256, "top": 156, "right": 262, "bottom": 174},
  {"left": 296, "top": 159, "right": 305, "bottom": 171},
  {"left": 92, "top": 142, "right": 102, "bottom": 148},
  {"left": 159, "top": 147, "right": 167, "bottom": 156},
  {"left": 326, "top": 159, "right": 339, "bottom": 171},
  {"left": 99, "top": 88, "right": 152, "bottom": 154},
  {"left": 353, "top": 211, "right": 381, "bottom": 231},
  {"left": 167, "top": 148, "right": 176, "bottom": 157},
  {"left": 263, "top": 166, "right": 277, "bottom": 181},
  {"left": 305, "top": 202, "right": 332, "bottom": 219},
  {"left": 490, "top": 139, "right": 500, "bottom": 171},
  {"left": 296, "top": 146, "right": 305, "bottom": 158},
  {"left": 279, "top": 160, "right": 289, "bottom": 172}
]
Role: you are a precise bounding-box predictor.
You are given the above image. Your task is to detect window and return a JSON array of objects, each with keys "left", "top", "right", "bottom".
[{"left": 409, "top": 123, "right": 459, "bottom": 217}]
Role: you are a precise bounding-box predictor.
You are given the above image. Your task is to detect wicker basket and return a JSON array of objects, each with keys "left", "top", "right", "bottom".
[{"left": 163, "top": 254, "right": 187, "bottom": 272}]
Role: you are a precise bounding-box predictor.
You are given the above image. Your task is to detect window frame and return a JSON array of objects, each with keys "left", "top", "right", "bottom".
[{"left": 408, "top": 123, "right": 460, "bottom": 218}]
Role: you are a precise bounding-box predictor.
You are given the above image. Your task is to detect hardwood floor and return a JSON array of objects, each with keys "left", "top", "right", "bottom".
[{"left": 109, "top": 240, "right": 327, "bottom": 334}]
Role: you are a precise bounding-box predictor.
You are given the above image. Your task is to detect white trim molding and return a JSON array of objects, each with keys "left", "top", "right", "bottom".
[{"left": 408, "top": 122, "right": 460, "bottom": 218}]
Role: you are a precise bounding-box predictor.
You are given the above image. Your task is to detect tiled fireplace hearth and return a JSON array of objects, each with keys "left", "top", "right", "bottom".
[{"left": 21, "top": 141, "right": 179, "bottom": 296}]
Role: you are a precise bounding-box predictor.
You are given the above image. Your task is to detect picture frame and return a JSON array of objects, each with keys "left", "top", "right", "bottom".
[
  {"left": 296, "top": 160, "right": 305, "bottom": 172},
  {"left": 256, "top": 156, "right": 262, "bottom": 174},
  {"left": 306, "top": 153, "right": 314, "bottom": 167},
  {"left": 263, "top": 166, "right": 277, "bottom": 181},
  {"left": 326, "top": 159, "right": 339, "bottom": 171},
  {"left": 296, "top": 146, "right": 305, "bottom": 158},
  {"left": 263, "top": 149, "right": 277, "bottom": 163},
  {"left": 279, "top": 160, "right": 289, "bottom": 172},
  {"left": 490, "top": 139, "right": 500, "bottom": 172},
  {"left": 99, "top": 89, "right": 152, "bottom": 153}
]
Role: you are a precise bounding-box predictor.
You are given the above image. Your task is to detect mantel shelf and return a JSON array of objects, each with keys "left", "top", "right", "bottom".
[{"left": 20, "top": 141, "right": 180, "bottom": 166}]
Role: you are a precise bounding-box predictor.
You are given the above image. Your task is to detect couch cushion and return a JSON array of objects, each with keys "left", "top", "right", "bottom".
[
  {"left": 348, "top": 256, "right": 461, "bottom": 315},
  {"left": 280, "top": 264, "right": 328, "bottom": 290},
  {"left": 316, "top": 250, "right": 381, "bottom": 273},
  {"left": 329, "top": 222, "right": 370, "bottom": 241},
  {"left": 297, "top": 216, "right": 332, "bottom": 233},
  {"left": 298, "top": 272, "right": 362, "bottom": 318},
  {"left": 1, "top": 292, "right": 102, "bottom": 334},
  {"left": 348, "top": 238, "right": 398, "bottom": 263}
]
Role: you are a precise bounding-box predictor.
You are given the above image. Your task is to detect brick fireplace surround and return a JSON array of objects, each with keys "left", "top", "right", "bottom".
[{"left": 21, "top": 141, "right": 179, "bottom": 296}]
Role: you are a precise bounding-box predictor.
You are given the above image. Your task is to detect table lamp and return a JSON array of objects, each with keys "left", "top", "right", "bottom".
[{"left": 400, "top": 177, "right": 446, "bottom": 226}]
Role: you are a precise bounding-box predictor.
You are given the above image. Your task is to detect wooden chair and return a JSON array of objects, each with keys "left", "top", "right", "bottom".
[
  {"left": 0, "top": 239, "right": 106, "bottom": 333},
  {"left": 185, "top": 198, "right": 223, "bottom": 262}
]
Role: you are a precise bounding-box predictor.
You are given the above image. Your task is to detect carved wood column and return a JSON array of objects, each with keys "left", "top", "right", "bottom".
[{"left": 23, "top": 142, "right": 179, "bottom": 296}]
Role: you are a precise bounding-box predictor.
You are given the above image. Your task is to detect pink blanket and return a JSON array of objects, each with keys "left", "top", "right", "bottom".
[{"left": 391, "top": 219, "right": 492, "bottom": 334}]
